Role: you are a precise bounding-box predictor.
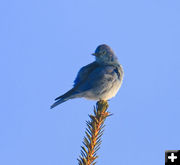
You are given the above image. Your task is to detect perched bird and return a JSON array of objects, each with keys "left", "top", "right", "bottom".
[{"left": 51, "top": 44, "right": 124, "bottom": 109}]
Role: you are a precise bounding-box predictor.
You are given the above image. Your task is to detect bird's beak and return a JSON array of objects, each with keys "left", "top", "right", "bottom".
[{"left": 92, "top": 53, "right": 99, "bottom": 57}]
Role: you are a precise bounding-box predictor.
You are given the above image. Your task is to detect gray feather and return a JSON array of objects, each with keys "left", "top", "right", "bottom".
[{"left": 50, "top": 98, "right": 69, "bottom": 109}]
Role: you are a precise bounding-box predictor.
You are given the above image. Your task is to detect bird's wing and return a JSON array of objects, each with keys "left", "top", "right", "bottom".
[
  {"left": 73, "top": 61, "right": 100, "bottom": 86},
  {"left": 54, "top": 62, "right": 99, "bottom": 101},
  {"left": 78, "top": 64, "right": 123, "bottom": 92}
]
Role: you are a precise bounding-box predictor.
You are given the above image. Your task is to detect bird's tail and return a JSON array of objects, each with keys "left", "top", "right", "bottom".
[
  {"left": 50, "top": 87, "right": 80, "bottom": 109},
  {"left": 50, "top": 98, "right": 69, "bottom": 109}
]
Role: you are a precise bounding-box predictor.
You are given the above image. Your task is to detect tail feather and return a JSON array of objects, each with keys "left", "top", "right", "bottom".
[
  {"left": 51, "top": 87, "right": 82, "bottom": 109},
  {"left": 55, "top": 88, "right": 77, "bottom": 101},
  {"left": 50, "top": 98, "right": 69, "bottom": 109}
]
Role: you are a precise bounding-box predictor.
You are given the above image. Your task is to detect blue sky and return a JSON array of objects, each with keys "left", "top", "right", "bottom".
[{"left": 0, "top": 0, "right": 180, "bottom": 165}]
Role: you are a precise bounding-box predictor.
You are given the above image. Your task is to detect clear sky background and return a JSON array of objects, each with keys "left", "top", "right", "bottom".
[{"left": 0, "top": 0, "right": 180, "bottom": 165}]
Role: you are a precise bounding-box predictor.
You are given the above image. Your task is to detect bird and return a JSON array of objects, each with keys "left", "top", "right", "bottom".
[{"left": 50, "top": 44, "right": 124, "bottom": 109}]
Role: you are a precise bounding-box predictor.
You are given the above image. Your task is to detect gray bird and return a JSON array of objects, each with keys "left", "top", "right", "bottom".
[{"left": 51, "top": 44, "right": 124, "bottom": 109}]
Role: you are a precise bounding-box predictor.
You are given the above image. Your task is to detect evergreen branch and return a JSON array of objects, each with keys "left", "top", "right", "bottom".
[{"left": 78, "top": 100, "right": 111, "bottom": 165}]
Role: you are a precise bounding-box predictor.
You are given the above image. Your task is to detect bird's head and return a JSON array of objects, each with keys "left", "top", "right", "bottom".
[{"left": 92, "top": 44, "right": 118, "bottom": 64}]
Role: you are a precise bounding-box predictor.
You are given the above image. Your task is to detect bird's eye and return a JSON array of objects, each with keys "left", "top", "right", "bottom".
[{"left": 102, "top": 50, "right": 106, "bottom": 55}]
